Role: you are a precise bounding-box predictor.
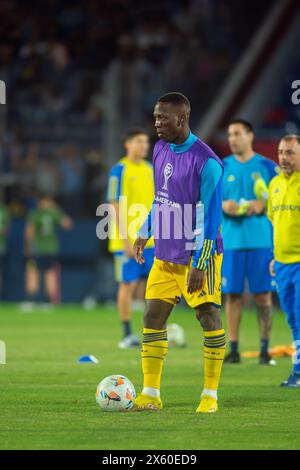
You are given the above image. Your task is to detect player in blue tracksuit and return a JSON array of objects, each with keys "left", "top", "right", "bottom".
[{"left": 222, "top": 119, "right": 278, "bottom": 364}]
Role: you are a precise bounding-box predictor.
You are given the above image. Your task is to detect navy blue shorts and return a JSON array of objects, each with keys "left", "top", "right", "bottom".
[
  {"left": 274, "top": 261, "right": 300, "bottom": 371},
  {"left": 34, "top": 255, "right": 58, "bottom": 271},
  {"left": 222, "top": 249, "right": 274, "bottom": 294},
  {"left": 114, "top": 247, "right": 154, "bottom": 283},
  {"left": 274, "top": 261, "right": 300, "bottom": 322}
]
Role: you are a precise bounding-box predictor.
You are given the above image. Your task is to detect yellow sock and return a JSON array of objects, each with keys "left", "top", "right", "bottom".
[
  {"left": 142, "top": 328, "right": 168, "bottom": 390},
  {"left": 203, "top": 329, "right": 226, "bottom": 391}
]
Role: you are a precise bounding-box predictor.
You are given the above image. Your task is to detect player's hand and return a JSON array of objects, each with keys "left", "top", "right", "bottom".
[
  {"left": 133, "top": 237, "right": 147, "bottom": 264},
  {"left": 222, "top": 200, "right": 239, "bottom": 216},
  {"left": 187, "top": 268, "right": 205, "bottom": 294},
  {"left": 246, "top": 200, "right": 266, "bottom": 215},
  {"left": 269, "top": 258, "right": 275, "bottom": 277}
]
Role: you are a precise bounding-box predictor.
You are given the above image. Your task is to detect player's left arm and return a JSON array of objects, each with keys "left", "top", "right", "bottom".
[
  {"left": 56, "top": 207, "right": 73, "bottom": 230},
  {"left": 187, "top": 158, "right": 223, "bottom": 293},
  {"left": 247, "top": 159, "right": 278, "bottom": 215},
  {"left": 60, "top": 215, "right": 73, "bottom": 230}
]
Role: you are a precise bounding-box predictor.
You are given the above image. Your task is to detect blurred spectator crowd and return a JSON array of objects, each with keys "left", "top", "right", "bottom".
[
  {"left": 262, "top": 55, "right": 300, "bottom": 131},
  {"left": 0, "top": 139, "right": 106, "bottom": 217},
  {"left": 0, "top": 0, "right": 275, "bottom": 216}
]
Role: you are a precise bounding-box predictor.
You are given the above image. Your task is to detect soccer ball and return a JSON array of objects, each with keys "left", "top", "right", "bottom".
[
  {"left": 167, "top": 323, "right": 186, "bottom": 347},
  {"left": 95, "top": 375, "right": 136, "bottom": 412}
]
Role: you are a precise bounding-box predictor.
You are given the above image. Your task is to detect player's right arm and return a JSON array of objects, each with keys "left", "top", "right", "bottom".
[
  {"left": 133, "top": 236, "right": 147, "bottom": 264},
  {"left": 266, "top": 179, "right": 274, "bottom": 225},
  {"left": 247, "top": 159, "right": 278, "bottom": 216},
  {"left": 133, "top": 202, "right": 154, "bottom": 264},
  {"left": 267, "top": 178, "right": 275, "bottom": 276},
  {"left": 107, "top": 163, "right": 133, "bottom": 257}
]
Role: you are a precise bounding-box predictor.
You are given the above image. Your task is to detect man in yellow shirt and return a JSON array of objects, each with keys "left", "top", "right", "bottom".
[
  {"left": 268, "top": 134, "right": 300, "bottom": 387},
  {"left": 107, "top": 128, "right": 154, "bottom": 348}
]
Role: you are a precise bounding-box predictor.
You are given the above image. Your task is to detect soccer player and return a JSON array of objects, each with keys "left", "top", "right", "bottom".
[
  {"left": 222, "top": 119, "right": 277, "bottom": 364},
  {"left": 24, "top": 194, "right": 72, "bottom": 309},
  {"left": 268, "top": 135, "right": 300, "bottom": 387},
  {"left": 107, "top": 128, "right": 155, "bottom": 349},
  {"left": 0, "top": 198, "right": 10, "bottom": 297},
  {"left": 133, "top": 93, "right": 225, "bottom": 413}
]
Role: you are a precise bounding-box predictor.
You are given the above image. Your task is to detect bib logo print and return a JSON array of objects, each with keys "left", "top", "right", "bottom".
[{"left": 162, "top": 163, "right": 173, "bottom": 190}]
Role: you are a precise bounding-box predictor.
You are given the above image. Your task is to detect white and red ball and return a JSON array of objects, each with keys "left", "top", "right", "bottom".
[{"left": 96, "top": 375, "right": 136, "bottom": 412}]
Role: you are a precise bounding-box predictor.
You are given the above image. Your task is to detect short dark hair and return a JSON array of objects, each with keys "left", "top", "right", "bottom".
[
  {"left": 228, "top": 118, "right": 254, "bottom": 133},
  {"left": 157, "top": 92, "right": 191, "bottom": 113},
  {"left": 122, "top": 127, "right": 147, "bottom": 143}
]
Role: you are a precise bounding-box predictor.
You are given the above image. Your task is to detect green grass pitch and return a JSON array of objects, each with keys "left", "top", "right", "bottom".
[{"left": 0, "top": 303, "right": 299, "bottom": 450}]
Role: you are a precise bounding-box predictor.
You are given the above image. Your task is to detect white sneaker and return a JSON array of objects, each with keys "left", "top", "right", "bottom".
[
  {"left": 118, "top": 334, "right": 140, "bottom": 349},
  {"left": 19, "top": 301, "right": 35, "bottom": 313}
]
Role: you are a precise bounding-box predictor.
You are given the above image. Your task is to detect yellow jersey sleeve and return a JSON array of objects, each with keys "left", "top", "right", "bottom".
[
  {"left": 267, "top": 172, "right": 300, "bottom": 263},
  {"left": 267, "top": 178, "right": 274, "bottom": 224},
  {"left": 107, "top": 163, "right": 125, "bottom": 202},
  {"left": 107, "top": 158, "right": 154, "bottom": 252}
]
